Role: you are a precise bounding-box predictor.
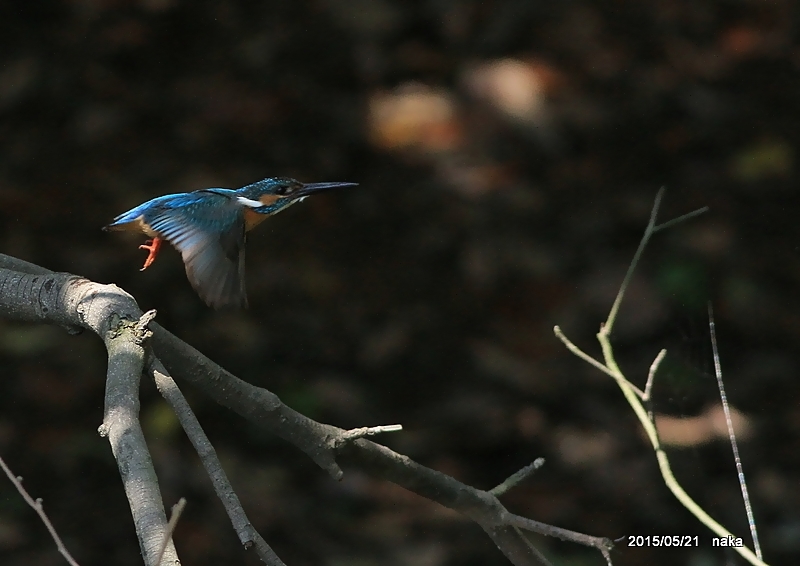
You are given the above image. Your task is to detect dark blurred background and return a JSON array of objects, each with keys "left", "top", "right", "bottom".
[{"left": 1, "top": 1, "right": 799, "bottom": 565}]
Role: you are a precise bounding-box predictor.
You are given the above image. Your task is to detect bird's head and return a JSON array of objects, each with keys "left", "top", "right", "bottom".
[{"left": 237, "top": 177, "right": 357, "bottom": 215}]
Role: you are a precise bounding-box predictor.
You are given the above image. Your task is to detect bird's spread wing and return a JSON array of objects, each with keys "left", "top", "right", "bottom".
[{"left": 142, "top": 191, "right": 248, "bottom": 308}]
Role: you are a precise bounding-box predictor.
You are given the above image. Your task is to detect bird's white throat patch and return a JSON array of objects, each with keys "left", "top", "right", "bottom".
[{"left": 237, "top": 196, "right": 266, "bottom": 208}]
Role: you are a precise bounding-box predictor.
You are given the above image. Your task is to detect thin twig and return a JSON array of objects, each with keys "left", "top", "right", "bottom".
[
  {"left": 708, "top": 304, "right": 762, "bottom": 560},
  {"left": 516, "top": 527, "right": 554, "bottom": 566},
  {"left": 156, "top": 498, "right": 186, "bottom": 566},
  {"left": 338, "top": 424, "right": 403, "bottom": 445},
  {"left": 491, "top": 458, "right": 546, "bottom": 497},
  {"left": 553, "top": 326, "right": 614, "bottom": 378},
  {"left": 0, "top": 456, "right": 80, "bottom": 566},
  {"left": 653, "top": 206, "right": 710, "bottom": 233},
  {"left": 643, "top": 349, "right": 667, "bottom": 403},
  {"left": 553, "top": 326, "right": 645, "bottom": 397},
  {"left": 506, "top": 513, "right": 613, "bottom": 554}
]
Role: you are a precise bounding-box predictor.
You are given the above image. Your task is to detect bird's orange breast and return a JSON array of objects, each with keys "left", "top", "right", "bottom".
[
  {"left": 244, "top": 208, "right": 268, "bottom": 231},
  {"left": 243, "top": 194, "right": 282, "bottom": 231}
]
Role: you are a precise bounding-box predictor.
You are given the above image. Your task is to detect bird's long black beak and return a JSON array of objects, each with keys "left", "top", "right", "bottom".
[{"left": 294, "top": 181, "right": 358, "bottom": 198}]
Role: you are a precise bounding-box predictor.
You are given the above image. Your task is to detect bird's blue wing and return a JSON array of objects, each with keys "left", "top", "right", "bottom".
[
  {"left": 104, "top": 193, "right": 183, "bottom": 234},
  {"left": 140, "top": 191, "right": 248, "bottom": 308}
]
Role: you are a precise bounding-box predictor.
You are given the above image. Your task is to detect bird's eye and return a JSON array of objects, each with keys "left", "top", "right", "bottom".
[{"left": 276, "top": 185, "right": 291, "bottom": 196}]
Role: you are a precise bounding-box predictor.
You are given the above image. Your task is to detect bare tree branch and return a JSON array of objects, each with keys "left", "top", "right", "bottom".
[
  {"left": 0, "top": 253, "right": 613, "bottom": 565},
  {"left": 148, "top": 358, "right": 286, "bottom": 566},
  {"left": 0, "top": 261, "right": 178, "bottom": 566}
]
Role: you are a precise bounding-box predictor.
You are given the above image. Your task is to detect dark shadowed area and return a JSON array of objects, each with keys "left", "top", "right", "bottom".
[{"left": 1, "top": 1, "right": 798, "bottom": 565}]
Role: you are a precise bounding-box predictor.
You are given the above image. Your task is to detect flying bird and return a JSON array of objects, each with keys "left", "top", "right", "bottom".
[{"left": 105, "top": 177, "right": 357, "bottom": 308}]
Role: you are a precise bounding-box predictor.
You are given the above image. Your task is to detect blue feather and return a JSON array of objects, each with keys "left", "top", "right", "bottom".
[{"left": 107, "top": 189, "right": 248, "bottom": 308}]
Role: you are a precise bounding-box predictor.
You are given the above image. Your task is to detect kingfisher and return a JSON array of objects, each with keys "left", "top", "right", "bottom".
[{"left": 105, "top": 177, "right": 357, "bottom": 309}]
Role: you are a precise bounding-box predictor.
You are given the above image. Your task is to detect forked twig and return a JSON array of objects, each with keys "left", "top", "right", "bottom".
[
  {"left": 555, "top": 190, "right": 768, "bottom": 566},
  {"left": 604, "top": 187, "right": 709, "bottom": 336},
  {"left": 553, "top": 326, "right": 645, "bottom": 397}
]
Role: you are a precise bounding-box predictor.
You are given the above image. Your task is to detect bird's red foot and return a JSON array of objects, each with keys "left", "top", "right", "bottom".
[{"left": 139, "top": 237, "right": 162, "bottom": 271}]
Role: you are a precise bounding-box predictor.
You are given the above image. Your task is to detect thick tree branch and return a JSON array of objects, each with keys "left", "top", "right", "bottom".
[
  {"left": 99, "top": 314, "right": 179, "bottom": 566},
  {"left": 0, "top": 260, "right": 178, "bottom": 566}
]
